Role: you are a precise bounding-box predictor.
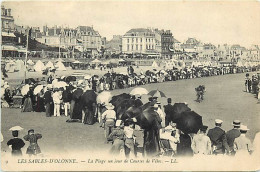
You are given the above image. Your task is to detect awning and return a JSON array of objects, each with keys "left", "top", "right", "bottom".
[
  {"left": 2, "top": 45, "right": 18, "bottom": 51},
  {"left": 2, "top": 32, "right": 16, "bottom": 37}
]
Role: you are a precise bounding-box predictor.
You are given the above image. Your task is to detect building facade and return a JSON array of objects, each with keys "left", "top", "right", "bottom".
[
  {"left": 122, "top": 28, "right": 158, "bottom": 57},
  {"left": 106, "top": 35, "right": 122, "bottom": 54}
]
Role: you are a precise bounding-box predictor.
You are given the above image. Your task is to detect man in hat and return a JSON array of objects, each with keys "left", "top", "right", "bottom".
[
  {"left": 62, "top": 86, "right": 72, "bottom": 117},
  {"left": 44, "top": 84, "right": 53, "bottom": 117},
  {"left": 134, "top": 94, "right": 143, "bottom": 107},
  {"left": 191, "top": 125, "right": 212, "bottom": 155},
  {"left": 234, "top": 125, "right": 252, "bottom": 156},
  {"left": 24, "top": 129, "right": 42, "bottom": 156},
  {"left": 207, "top": 119, "right": 231, "bottom": 155},
  {"left": 164, "top": 98, "right": 174, "bottom": 126},
  {"left": 7, "top": 129, "right": 25, "bottom": 156},
  {"left": 226, "top": 120, "right": 241, "bottom": 154},
  {"left": 160, "top": 125, "right": 179, "bottom": 155},
  {"left": 52, "top": 88, "right": 62, "bottom": 117},
  {"left": 102, "top": 103, "right": 116, "bottom": 142}
]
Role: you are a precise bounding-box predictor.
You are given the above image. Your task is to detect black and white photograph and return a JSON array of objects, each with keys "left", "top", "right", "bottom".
[{"left": 1, "top": 1, "right": 260, "bottom": 171}]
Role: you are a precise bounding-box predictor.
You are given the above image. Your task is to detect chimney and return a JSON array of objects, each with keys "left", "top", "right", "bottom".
[{"left": 8, "top": 9, "right": 11, "bottom": 16}]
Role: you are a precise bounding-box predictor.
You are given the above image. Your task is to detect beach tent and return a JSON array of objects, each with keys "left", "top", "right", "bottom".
[
  {"left": 27, "top": 59, "right": 34, "bottom": 65},
  {"left": 152, "top": 61, "right": 158, "bottom": 68},
  {"left": 91, "top": 59, "right": 101, "bottom": 64},
  {"left": 45, "top": 61, "right": 55, "bottom": 69},
  {"left": 56, "top": 61, "right": 67, "bottom": 71},
  {"left": 34, "top": 60, "right": 46, "bottom": 72},
  {"left": 236, "top": 61, "right": 243, "bottom": 67},
  {"left": 14, "top": 60, "right": 25, "bottom": 71}
]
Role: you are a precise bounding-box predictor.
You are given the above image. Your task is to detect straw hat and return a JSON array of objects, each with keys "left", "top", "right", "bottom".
[
  {"left": 105, "top": 103, "right": 114, "bottom": 110},
  {"left": 240, "top": 125, "right": 249, "bottom": 131},
  {"left": 232, "top": 120, "right": 241, "bottom": 127}
]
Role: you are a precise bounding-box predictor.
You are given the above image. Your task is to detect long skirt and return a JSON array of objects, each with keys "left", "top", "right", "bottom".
[
  {"left": 143, "top": 129, "right": 160, "bottom": 157},
  {"left": 22, "top": 97, "right": 33, "bottom": 112},
  {"left": 110, "top": 139, "right": 125, "bottom": 155},
  {"left": 83, "top": 107, "right": 96, "bottom": 125}
]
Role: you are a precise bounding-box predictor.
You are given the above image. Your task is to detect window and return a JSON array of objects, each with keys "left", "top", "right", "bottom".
[
  {"left": 127, "top": 45, "right": 129, "bottom": 51},
  {"left": 140, "top": 38, "right": 142, "bottom": 42},
  {"left": 127, "top": 39, "right": 129, "bottom": 43},
  {"left": 136, "top": 38, "right": 138, "bottom": 43},
  {"left": 146, "top": 45, "right": 148, "bottom": 49},
  {"left": 132, "top": 45, "right": 134, "bottom": 50},
  {"left": 146, "top": 38, "right": 147, "bottom": 42},
  {"left": 149, "top": 39, "right": 150, "bottom": 42},
  {"left": 136, "top": 45, "right": 138, "bottom": 50},
  {"left": 149, "top": 45, "right": 151, "bottom": 49},
  {"left": 140, "top": 45, "right": 142, "bottom": 50},
  {"left": 132, "top": 38, "right": 134, "bottom": 43}
]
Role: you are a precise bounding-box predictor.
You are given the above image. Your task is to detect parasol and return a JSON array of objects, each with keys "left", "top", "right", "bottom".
[
  {"left": 9, "top": 126, "right": 24, "bottom": 131},
  {"left": 21, "top": 84, "right": 30, "bottom": 96},
  {"left": 97, "top": 91, "right": 112, "bottom": 104},
  {"left": 66, "top": 76, "right": 77, "bottom": 82},
  {"left": 171, "top": 103, "right": 191, "bottom": 122},
  {"left": 148, "top": 89, "right": 166, "bottom": 98},
  {"left": 53, "top": 81, "right": 68, "bottom": 88},
  {"left": 130, "top": 87, "right": 148, "bottom": 96},
  {"left": 84, "top": 74, "right": 92, "bottom": 80},
  {"left": 140, "top": 75, "right": 146, "bottom": 79},
  {"left": 33, "top": 85, "right": 44, "bottom": 95},
  {"left": 176, "top": 111, "right": 203, "bottom": 134}
]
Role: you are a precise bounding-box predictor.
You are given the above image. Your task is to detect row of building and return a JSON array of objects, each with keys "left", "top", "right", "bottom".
[{"left": 1, "top": 5, "right": 260, "bottom": 61}]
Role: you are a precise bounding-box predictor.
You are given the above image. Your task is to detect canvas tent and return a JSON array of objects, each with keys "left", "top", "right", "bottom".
[
  {"left": 14, "top": 60, "right": 25, "bottom": 71},
  {"left": 55, "top": 61, "right": 67, "bottom": 71},
  {"left": 34, "top": 60, "right": 46, "bottom": 72},
  {"left": 151, "top": 61, "right": 158, "bottom": 68},
  {"left": 45, "top": 61, "right": 55, "bottom": 69}
]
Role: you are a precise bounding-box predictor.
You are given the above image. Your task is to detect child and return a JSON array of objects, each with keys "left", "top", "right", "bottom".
[
  {"left": 24, "top": 129, "right": 42, "bottom": 156},
  {"left": 108, "top": 120, "right": 125, "bottom": 156}
]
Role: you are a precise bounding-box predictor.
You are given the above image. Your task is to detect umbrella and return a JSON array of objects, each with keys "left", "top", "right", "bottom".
[
  {"left": 21, "top": 84, "right": 30, "bottom": 96},
  {"left": 176, "top": 111, "right": 203, "bottom": 134},
  {"left": 171, "top": 103, "right": 191, "bottom": 122},
  {"left": 1, "top": 89, "right": 5, "bottom": 98},
  {"left": 148, "top": 89, "right": 166, "bottom": 98},
  {"left": 33, "top": 85, "right": 43, "bottom": 95},
  {"left": 130, "top": 87, "right": 148, "bottom": 96},
  {"left": 66, "top": 76, "right": 77, "bottom": 82},
  {"left": 84, "top": 74, "right": 92, "bottom": 80},
  {"left": 97, "top": 91, "right": 112, "bottom": 104},
  {"left": 53, "top": 81, "right": 68, "bottom": 88},
  {"left": 9, "top": 126, "right": 24, "bottom": 131}
]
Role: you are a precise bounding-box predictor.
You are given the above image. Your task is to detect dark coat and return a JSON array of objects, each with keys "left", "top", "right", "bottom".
[
  {"left": 62, "top": 89, "right": 72, "bottom": 103},
  {"left": 226, "top": 128, "right": 241, "bottom": 151},
  {"left": 207, "top": 127, "right": 230, "bottom": 154},
  {"left": 177, "top": 133, "right": 193, "bottom": 157},
  {"left": 44, "top": 90, "right": 52, "bottom": 104},
  {"left": 7, "top": 138, "right": 25, "bottom": 156}
]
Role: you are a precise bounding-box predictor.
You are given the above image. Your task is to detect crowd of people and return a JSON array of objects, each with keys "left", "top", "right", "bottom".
[
  {"left": 245, "top": 73, "right": 260, "bottom": 102},
  {"left": 1, "top": 64, "right": 260, "bottom": 159}
]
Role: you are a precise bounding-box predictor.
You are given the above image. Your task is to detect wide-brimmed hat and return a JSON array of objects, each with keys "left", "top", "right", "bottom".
[
  {"left": 105, "top": 103, "right": 114, "bottom": 110},
  {"left": 232, "top": 120, "right": 241, "bottom": 127},
  {"left": 240, "top": 125, "right": 249, "bottom": 131}
]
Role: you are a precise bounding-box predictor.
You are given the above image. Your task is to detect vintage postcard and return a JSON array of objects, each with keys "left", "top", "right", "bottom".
[{"left": 1, "top": 0, "right": 260, "bottom": 171}]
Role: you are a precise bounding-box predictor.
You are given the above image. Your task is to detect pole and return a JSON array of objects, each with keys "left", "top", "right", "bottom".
[
  {"left": 24, "top": 28, "right": 29, "bottom": 83},
  {"left": 59, "top": 35, "right": 61, "bottom": 59}
]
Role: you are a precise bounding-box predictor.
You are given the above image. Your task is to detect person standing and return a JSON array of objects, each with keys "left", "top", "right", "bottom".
[
  {"left": 226, "top": 120, "right": 241, "bottom": 155},
  {"left": 7, "top": 127, "right": 25, "bottom": 156},
  {"left": 124, "top": 120, "right": 136, "bottom": 158},
  {"left": 177, "top": 131, "right": 193, "bottom": 157},
  {"left": 164, "top": 98, "right": 174, "bottom": 126},
  {"left": 156, "top": 102, "right": 166, "bottom": 128},
  {"left": 191, "top": 125, "right": 212, "bottom": 155},
  {"left": 43, "top": 85, "right": 53, "bottom": 117},
  {"left": 23, "top": 129, "right": 42, "bottom": 156},
  {"left": 52, "top": 88, "right": 62, "bottom": 117},
  {"left": 102, "top": 103, "right": 116, "bottom": 142},
  {"left": 107, "top": 120, "right": 125, "bottom": 156},
  {"left": 62, "top": 86, "right": 72, "bottom": 117},
  {"left": 207, "top": 119, "right": 231, "bottom": 155},
  {"left": 234, "top": 125, "right": 252, "bottom": 157}
]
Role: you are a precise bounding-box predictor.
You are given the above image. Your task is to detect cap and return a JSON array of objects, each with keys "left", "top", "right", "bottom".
[
  {"left": 232, "top": 120, "right": 241, "bottom": 127},
  {"left": 167, "top": 98, "right": 172, "bottom": 103},
  {"left": 215, "top": 119, "right": 223, "bottom": 124},
  {"left": 240, "top": 125, "right": 249, "bottom": 131},
  {"left": 200, "top": 125, "right": 208, "bottom": 132},
  {"left": 28, "top": 129, "right": 34, "bottom": 134}
]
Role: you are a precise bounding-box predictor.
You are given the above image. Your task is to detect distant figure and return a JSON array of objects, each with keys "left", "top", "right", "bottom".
[
  {"left": 163, "top": 98, "right": 174, "bottom": 126},
  {"left": 195, "top": 85, "right": 206, "bottom": 103},
  {"left": 102, "top": 103, "right": 116, "bottom": 141},
  {"left": 24, "top": 129, "right": 42, "bottom": 156}
]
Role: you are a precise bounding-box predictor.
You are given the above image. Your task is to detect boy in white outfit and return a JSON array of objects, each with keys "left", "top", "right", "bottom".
[{"left": 52, "top": 88, "right": 62, "bottom": 117}]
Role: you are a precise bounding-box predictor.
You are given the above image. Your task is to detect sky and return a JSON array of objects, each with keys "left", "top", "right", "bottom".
[{"left": 2, "top": 1, "right": 260, "bottom": 47}]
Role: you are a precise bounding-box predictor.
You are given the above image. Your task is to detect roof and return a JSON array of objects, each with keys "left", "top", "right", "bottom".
[
  {"left": 124, "top": 28, "right": 154, "bottom": 36},
  {"left": 185, "top": 38, "right": 200, "bottom": 45},
  {"left": 77, "top": 26, "right": 100, "bottom": 36},
  {"left": 173, "top": 38, "right": 180, "bottom": 43}
]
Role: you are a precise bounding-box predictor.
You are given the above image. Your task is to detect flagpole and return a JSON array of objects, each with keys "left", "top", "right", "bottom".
[
  {"left": 59, "top": 34, "right": 61, "bottom": 59},
  {"left": 24, "top": 28, "right": 29, "bottom": 83}
]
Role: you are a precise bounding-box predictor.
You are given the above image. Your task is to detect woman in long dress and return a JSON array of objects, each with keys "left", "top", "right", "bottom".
[
  {"left": 22, "top": 92, "right": 33, "bottom": 112},
  {"left": 35, "top": 90, "right": 45, "bottom": 112}
]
